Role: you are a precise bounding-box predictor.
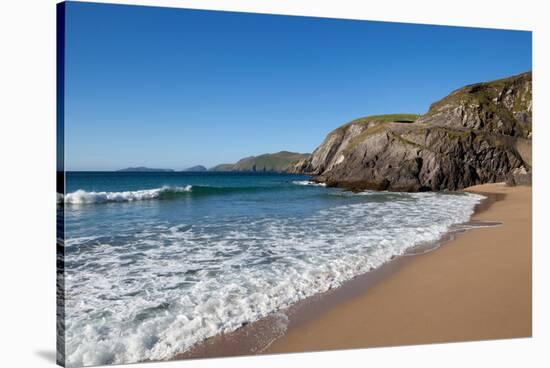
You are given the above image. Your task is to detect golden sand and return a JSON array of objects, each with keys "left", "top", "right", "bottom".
[{"left": 266, "top": 183, "right": 532, "bottom": 353}]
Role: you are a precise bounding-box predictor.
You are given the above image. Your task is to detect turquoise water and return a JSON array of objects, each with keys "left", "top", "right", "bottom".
[{"left": 62, "top": 171, "right": 483, "bottom": 367}]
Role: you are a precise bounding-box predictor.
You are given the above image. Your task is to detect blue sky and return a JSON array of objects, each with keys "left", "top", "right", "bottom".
[{"left": 64, "top": 2, "right": 532, "bottom": 171}]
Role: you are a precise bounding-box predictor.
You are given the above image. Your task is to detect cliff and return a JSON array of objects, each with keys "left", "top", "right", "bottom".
[
  {"left": 211, "top": 151, "right": 310, "bottom": 173},
  {"left": 291, "top": 72, "right": 532, "bottom": 191}
]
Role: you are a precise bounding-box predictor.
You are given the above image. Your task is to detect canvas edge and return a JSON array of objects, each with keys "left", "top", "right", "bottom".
[{"left": 56, "top": 2, "right": 66, "bottom": 367}]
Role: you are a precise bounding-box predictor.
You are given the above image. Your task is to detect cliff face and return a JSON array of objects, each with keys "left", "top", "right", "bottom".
[
  {"left": 292, "top": 72, "right": 532, "bottom": 191},
  {"left": 211, "top": 151, "right": 310, "bottom": 173}
]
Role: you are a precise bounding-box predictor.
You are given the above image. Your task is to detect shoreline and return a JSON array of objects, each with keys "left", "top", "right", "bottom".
[{"left": 172, "top": 183, "right": 531, "bottom": 361}]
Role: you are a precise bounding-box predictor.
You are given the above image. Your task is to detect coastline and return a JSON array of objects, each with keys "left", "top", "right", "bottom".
[
  {"left": 173, "top": 182, "right": 531, "bottom": 361},
  {"left": 266, "top": 182, "right": 532, "bottom": 353}
]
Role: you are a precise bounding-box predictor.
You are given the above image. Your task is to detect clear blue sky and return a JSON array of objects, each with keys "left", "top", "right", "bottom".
[{"left": 64, "top": 1, "right": 532, "bottom": 171}]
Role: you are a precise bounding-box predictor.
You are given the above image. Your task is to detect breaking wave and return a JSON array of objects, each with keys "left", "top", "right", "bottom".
[
  {"left": 63, "top": 186, "right": 192, "bottom": 204},
  {"left": 63, "top": 183, "right": 312, "bottom": 205}
]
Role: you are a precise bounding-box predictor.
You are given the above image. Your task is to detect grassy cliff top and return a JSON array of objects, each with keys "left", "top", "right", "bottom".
[
  {"left": 334, "top": 113, "right": 420, "bottom": 135},
  {"left": 348, "top": 114, "right": 420, "bottom": 124},
  {"left": 428, "top": 71, "right": 532, "bottom": 114}
]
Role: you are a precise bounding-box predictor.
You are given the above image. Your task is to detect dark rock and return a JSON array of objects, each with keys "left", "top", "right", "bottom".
[{"left": 291, "top": 72, "right": 532, "bottom": 191}]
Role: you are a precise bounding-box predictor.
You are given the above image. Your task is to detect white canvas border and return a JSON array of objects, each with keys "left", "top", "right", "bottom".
[{"left": 0, "top": 0, "right": 547, "bottom": 367}]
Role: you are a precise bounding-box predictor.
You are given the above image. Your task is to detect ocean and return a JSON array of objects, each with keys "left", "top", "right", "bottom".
[{"left": 60, "top": 171, "right": 483, "bottom": 366}]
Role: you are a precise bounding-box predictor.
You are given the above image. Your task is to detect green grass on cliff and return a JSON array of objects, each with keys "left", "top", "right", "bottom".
[
  {"left": 428, "top": 71, "right": 532, "bottom": 115},
  {"left": 347, "top": 113, "right": 420, "bottom": 126},
  {"left": 422, "top": 71, "right": 532, "bottom": 139},
  {"left": 338, "top": 114, "right": 420, "bottom": 153},
  {"left": 335, "top": 113, "right": 420, "bottom": 136}
]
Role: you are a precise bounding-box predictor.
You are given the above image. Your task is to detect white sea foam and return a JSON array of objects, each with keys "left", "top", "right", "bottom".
[
  {"left": 292, "top": 180, "right": 326, "bottom": 187},
  {"left": 63, "top": 191, "right": 484, "bottom": 367},
  {"left": 64, "top": 236, "right": 101, "bottom": 248},
  {"left": 64, "top": 185, "right": 192, "bottom": 204}
]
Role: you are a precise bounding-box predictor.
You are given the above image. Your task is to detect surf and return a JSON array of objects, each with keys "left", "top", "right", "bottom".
[{"left": 63, "top": 185, "right": 192, "bottom": 204}]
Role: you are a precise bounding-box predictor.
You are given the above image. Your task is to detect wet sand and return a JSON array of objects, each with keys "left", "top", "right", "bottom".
[
  {"left": 173, "top": 183, "right": 531, "bottom": 361},
  {"left": 266, "top": 183, "right": 532, "bottom": 353}
]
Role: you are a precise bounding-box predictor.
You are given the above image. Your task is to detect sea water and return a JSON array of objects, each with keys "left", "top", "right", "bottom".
[{"left": 60, "top": 171, "right": 483, "bottom": 366}]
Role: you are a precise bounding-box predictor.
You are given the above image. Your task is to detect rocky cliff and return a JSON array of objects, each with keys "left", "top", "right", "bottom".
[
  {"left": 291, "top": 72, "right": 532, "bottom": 191},
  {"left": 211, "top": 151, "right": 310, "bottom": 173}
]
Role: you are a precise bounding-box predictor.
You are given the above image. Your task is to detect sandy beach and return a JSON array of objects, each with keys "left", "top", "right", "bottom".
[
  {"left": 266, "top": 183, "right": 532, "bottom": 353},
  {"left": 176, "top": 183, "right": 532, "bottom": 361}
]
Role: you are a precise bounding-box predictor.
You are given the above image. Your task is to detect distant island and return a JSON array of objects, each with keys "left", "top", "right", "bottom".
[
  {"left": 210, "top": 151, "right": 310, "bottom": 173},
  {"left": 182, "top": 165, "right": 207, "bottom": 172},
  {"left": 117, "top": 167, "right": 175, "bottom": 172}
]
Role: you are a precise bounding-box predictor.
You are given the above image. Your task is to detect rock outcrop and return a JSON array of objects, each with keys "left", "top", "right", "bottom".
[{"left": 291, "top": 72, "right": 532, "bottom": 191}]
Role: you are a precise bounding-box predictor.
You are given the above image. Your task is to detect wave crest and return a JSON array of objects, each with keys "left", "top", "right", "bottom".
[{"left": 64, "top": 186, "right": 192, "bottom": 204}]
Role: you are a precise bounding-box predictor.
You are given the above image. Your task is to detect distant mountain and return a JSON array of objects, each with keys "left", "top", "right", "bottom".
[
  {"left": 117, "top": 167, "right": 174, "bottom": 172},
  {"left": 210, "top": 151, "right": 310, "bottom": 173},
  {"left": 210, "top": 164, "right": 235, "bottom": 172},
  {"left": 182, "top": 165, "right": 207, "bottom": 172}
]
